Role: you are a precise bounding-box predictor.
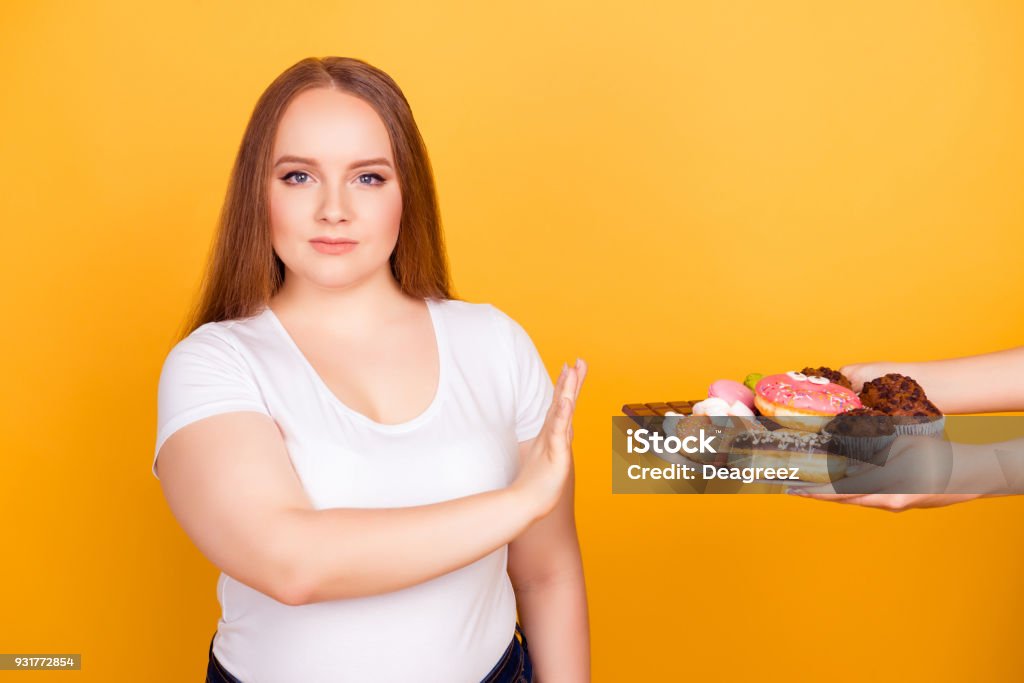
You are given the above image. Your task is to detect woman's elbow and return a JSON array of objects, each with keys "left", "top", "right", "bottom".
[
  {"left": 266, "top": 513, "right": 319, "bottom": 607},
  {"left": 276, "top": 572, "right": 310, "bottom": 607}
]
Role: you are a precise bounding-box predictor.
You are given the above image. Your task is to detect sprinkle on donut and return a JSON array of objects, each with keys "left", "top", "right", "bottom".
[{"left": 755, "top": 371, "right": 863, "bottom": 415}]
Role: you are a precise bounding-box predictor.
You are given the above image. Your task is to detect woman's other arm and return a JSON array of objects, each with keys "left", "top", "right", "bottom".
[{"left": 508, "top": 436, "right": 590, "bottom": 683}]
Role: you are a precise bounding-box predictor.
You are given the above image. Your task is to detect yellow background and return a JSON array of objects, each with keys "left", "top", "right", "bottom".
[{"left": 2, "top": 1, "right": 1023, "bottom": 680}]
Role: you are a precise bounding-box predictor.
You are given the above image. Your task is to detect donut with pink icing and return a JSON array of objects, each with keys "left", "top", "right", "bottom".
[{"left": 754, "top": 371, "right": 863, "bottom": 432}]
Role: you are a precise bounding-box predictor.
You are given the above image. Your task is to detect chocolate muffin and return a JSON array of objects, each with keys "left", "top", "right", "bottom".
[
  {"left": 800, "top": 366, "right": 852, "bottom": 390},
  {"left": 858, "top": 373, "right": 945, "bottom": 437},
  {"left": 858, "top": 374, "right": 942, "bottom": 416},
  {"left": 823, "top": 408, "right": 897, "bottom": 462},
  {"left": 824, "top": 408, "right": 895, "bottom": 437}
]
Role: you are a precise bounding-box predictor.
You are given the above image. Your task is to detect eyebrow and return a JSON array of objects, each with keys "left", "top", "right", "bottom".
[{"left": 273, "top": 155, "right": 393, "bottom": 170}]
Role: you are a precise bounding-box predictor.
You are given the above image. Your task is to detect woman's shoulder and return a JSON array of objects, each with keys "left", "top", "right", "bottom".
[
  {"left": 173, "top": 318, "right": 239, "bottom": 346},
  {"left": 433, "top": 298, "right": 539, "bottom": 364},
  {"left": 163, "top": 311, "right": 269, "bottom": 366},
  {"left": 433, "top": 297, "right": 520, "bottom": 335},
  {"left": 160, "top": 324, "right": 240, "bottom": 375}
]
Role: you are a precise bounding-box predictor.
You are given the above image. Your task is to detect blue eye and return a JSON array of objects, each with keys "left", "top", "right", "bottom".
[
  {"left": 279, "top": 171, "right": 386, "bottom": 186},
  {"left": 281, "top": 171, "right": 311, "bottom": 185}
]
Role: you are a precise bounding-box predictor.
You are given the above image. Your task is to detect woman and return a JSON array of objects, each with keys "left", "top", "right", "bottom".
[{"left": 153, "top": 56, "right": 590, "bottom": 682}]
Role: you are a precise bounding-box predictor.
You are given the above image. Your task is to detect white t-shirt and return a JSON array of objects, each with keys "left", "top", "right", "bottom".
[{"left": 152, "top": 297, "right": 554, "bottom": 683}]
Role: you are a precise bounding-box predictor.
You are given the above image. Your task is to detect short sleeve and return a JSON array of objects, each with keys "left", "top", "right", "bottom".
[
  {"left": 152, "top": 326, "right": 271, "bottom": 480},
  {"left": 488, "top": 305, "right": 555, "bottom": 442}
]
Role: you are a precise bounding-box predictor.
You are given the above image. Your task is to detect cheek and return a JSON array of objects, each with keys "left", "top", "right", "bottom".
[
  {"left": 385, "top": 190, "right": 404, "bottom": 247},
  {"left": 268, "top": 190, "right": 304, "bottom": 246},
  {"left": 274, "top": 190, "right": 310, "bottom": 218},
  {"left": 361, "top": 188, "right": 403, "bottom": 252}
]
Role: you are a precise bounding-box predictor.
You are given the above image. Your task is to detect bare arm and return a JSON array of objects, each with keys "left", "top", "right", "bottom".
[
  {"left": 508, "top": 437, "right": 590, "bottom": 683},
  {"left": 158, "top": 412, "right": 535, "bottom": 605},
  {"left": 842, "top": 346, "right": 1024, "bottom": 414},
  {"left": 291, "top": 488, "right": 535, "bottom": 603},
  {"left": 157, "top": 362, "right": 584, "bottom": 607}
]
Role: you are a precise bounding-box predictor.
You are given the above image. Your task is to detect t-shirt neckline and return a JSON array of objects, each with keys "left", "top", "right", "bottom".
[{"left": 262, "top": 297, "right": 449, "bottom": 433}]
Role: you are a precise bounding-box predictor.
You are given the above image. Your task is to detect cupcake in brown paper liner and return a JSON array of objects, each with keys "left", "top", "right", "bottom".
[
  {"left": 858, "top": 373, "right": 945, "bottom": 438},
  {"left": 823, "top": 408, "right": 897, "bottom": 464}
]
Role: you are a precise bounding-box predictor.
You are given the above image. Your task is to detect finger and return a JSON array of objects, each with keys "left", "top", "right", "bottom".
[
  {"left": 839, "top": 494, "right": 908, "bottom": 510},
  {"left": 561, "top": 365, "right": 579, "bottom": 404},
  {"left": 564, "top": 396, "right": 577, "bottom": 447},
  {"left": 559, "top": 371, "right": 580, "bottom": 446},
  {"left": 564, "top": 360, "right": 585, "bottom": 446},
  {"left": 794, "top": 492, "right": 867, "bottom": 501},
  {"left": 572, "top": 358, "right": 588, "bottom": 403},
  {"left": 799, "top": 493, "right": 908, "bottom": 511},
  {"left": 544, "top": 364, "right": 578, "bottom": 449},
  {"left": 839, "top": 365, "right": 864, "bottom": 393},
  {"left": 536, "top": 366, "right": 569, "bottom": 443},
  {"left": 792, "top": 488, "right": 865, "bottom": 499},
  {"left": 545, "top": 363, "right": 570, "bottom": 421},
  {"left": 549, "top": 396, "right": 573, "bottom": 450},
  {"left": 551, "top": 361, "right": 574, "bottom": 402},
  {"left": 794, "top": 493, "right": 872, "bottom": 505},
  {"left": 561, "top": 367, "right": 579, "bottom": 422},
  {"left": 556, "top": 361, "right": 569, "bottom": 394}
]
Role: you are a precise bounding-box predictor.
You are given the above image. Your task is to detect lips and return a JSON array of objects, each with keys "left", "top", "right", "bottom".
[
  {"left": 311, "top": 237, "right": 358, "bottom": 244},
  {"left": 311, "top": 239, "right": 358, "bottom": 255}
]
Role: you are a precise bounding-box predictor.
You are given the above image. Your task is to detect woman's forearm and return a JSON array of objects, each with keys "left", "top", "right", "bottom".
[
  {"left": 515, "top": 556, "right": 591, "bottom": 682},
  {"left": 893, "top": 347, "right": 1024, "bottom": 414},
  {"left": 283, "top": 487, "right": 535, "bottom": 603}
]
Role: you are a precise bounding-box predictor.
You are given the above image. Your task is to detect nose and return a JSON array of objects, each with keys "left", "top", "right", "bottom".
[{"left": 316, "top": 184, "right": 352, "bottom": 224}]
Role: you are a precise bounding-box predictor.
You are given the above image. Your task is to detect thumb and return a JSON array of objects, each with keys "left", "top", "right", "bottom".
[{"left": 839, "top": 364, "right": 864, "bottom": 393}]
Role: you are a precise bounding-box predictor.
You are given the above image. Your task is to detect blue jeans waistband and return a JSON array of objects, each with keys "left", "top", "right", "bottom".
[{"left": 206, "top": 623, "right": 533, "bottom": 683}]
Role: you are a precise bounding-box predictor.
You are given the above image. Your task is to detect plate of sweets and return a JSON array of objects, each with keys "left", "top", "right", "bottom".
[{"left": 625, "top": 366, "right": 945, "bottom": 485}]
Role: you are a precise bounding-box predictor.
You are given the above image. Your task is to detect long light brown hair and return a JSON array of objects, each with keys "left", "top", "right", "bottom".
[{"left": 176, "top": 56, "right": 455, "bottom": 342}]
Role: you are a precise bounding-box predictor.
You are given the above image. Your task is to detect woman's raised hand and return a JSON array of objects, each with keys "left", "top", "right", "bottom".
[{"left": 510, "top": 358, "right": 587, "bottom": 523}]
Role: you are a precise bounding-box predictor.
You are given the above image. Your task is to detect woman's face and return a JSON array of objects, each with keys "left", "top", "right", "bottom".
[{"left": 268, "top": 87, "right": 402, "bottom": 291}]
